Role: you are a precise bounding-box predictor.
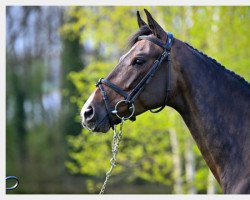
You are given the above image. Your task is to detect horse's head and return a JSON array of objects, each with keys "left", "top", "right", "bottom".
[{"left": 81, "top": 9, "right": 175, "bottom": 133}]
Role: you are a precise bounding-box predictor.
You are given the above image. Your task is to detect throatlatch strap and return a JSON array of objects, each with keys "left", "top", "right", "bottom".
[
  {"left": 126, "top": 51, "right": 168, "bottom": 103},
  {"left": 139, "top": 32, "right": 174, "bottom": 113}
]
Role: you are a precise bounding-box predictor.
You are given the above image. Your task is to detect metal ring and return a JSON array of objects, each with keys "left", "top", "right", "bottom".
[
  {"left": 6, "top": 176, "right": 19, "bottom": 190},
  {"left": 112, "top": 100, "right": 135, "bottom": 120}
]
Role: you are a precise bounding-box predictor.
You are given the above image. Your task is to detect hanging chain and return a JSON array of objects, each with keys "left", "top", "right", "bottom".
[{"left": 99, "top": 118, "right": 124, "bottom": 194}]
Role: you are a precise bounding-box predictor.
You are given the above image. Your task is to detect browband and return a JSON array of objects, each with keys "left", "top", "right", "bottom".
[{"left": 138, "top": 32, "right": 174, "bottom": 51}]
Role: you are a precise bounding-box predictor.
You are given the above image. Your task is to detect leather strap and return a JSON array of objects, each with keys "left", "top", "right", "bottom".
[
  {"left": 138, "top": 32, "right": 174, "bottom": 51},
  {"left": 138, "top": 35, "right": 166, "bottom": 49},
  {"left": 97, "top": 78, "right": 128, "bottom": 99}
]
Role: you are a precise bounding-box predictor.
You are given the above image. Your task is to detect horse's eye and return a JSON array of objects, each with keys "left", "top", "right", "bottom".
[{"left": 133, "top": 58, "right": 145, "bottom": 66}]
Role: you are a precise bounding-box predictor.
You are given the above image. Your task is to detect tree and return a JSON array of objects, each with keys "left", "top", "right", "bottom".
[
  {"left": 60, "top": 11, "right": 84, "bottom": 136},
  {"left": 6, "top": 6, "right": 73, "bottom": 193}
]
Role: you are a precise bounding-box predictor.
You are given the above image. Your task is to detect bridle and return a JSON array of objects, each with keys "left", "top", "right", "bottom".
[
  {"left": 96, "top": 32, "right": 174, "bottom": 128},
  {"left": 96, "top": 32, "right": 174, "bottom": 129}
]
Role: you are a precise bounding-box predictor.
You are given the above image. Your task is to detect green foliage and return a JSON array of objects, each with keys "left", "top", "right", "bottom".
[{"left": 63, "top": 6, "right": 249, "bottom": 194}]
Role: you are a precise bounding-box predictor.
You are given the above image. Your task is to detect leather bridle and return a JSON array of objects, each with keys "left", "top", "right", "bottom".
[{"left": 96, "top": 32, "right": 174, "bottom": 129}]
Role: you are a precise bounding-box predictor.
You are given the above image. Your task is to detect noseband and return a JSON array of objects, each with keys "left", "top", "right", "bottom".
[{"left": 96, "top": 32, "right": 174, "bottom": 128}]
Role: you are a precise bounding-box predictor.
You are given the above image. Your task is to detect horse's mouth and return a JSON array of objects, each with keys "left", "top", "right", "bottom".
[
  {"left": 82, "top": 114, "right": 110, "bottom": 133},
  {"left": 82, "top": 113, "right": 123, "bottom": 133}
]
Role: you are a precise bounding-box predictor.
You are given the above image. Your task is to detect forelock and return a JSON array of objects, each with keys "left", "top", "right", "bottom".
[{"left": 127, "top": 25, "right": 152, "bottom": 49}]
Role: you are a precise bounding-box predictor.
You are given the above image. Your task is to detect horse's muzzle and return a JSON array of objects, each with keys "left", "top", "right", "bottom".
[{"left": 81, "top": 100, "right": 111, "bottom": 133}]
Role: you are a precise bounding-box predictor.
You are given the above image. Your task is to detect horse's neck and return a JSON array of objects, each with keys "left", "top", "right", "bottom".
[{"left": 170, "top": 39, "right": 250, "bottom": 192}]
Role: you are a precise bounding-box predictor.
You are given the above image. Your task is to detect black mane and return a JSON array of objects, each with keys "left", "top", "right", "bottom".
[{"left": 185, "top": 42, "right": 250, "bottom": 88}]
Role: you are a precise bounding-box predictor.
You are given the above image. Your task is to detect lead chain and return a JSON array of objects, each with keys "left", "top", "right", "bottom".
[{"left": 99, "top": 118, "right": 124, "bottom": 194}]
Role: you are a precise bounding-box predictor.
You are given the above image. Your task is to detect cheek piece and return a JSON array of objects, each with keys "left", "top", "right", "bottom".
[{"left": 96, "top": 32, "right": 174, "bottom": 129}]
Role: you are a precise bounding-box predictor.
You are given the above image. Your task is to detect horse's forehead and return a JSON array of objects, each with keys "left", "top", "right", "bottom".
[
  {"left": 119, "top": 45, "right": 136, "bottom": 62},
  {"left": 119, "top": 40, "right": 153, "bottom": 62}
]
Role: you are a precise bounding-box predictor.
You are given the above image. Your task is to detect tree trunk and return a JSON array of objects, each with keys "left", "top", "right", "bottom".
[
  {"left": 60, "top": 26, "right": 84, "bottom": 136},
  {"left": 207, "top": 169, "right": 216, "bottom": 194},
  {"left": 185, "top": 137, "right": 196, "bottom": 194},
  {"left": 169, "top": 129, "right": 182, "bottom": 193}
]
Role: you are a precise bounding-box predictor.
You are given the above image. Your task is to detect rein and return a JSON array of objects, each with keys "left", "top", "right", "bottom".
[
  {"left": 96, "top": 32, "right": 174, "bottom": 128},
  {"left": 98, "top": 32, "right": 174, "bottom": 194}
]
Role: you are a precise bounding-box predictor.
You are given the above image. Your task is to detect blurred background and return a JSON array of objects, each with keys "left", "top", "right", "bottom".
[{"left": 6, "top": 6, "right": 250, "bottom": 194}]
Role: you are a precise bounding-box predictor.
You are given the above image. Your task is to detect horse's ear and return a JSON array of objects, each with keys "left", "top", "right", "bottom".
[
  {"left": 137, "top": 11, "right": 147, "bottom": 28},
  {"left": 144, "top": 9, "right": 167, "bottom": 42}
]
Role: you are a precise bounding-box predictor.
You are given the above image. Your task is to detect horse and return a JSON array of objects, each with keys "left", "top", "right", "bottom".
[{"left": 81, "top": 9, "right": 250, "bottom": 194}]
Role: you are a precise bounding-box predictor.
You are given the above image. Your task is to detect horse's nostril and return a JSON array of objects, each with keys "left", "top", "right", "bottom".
[{"left": 84, "top": 106, "right": 94, "bottom": 121}]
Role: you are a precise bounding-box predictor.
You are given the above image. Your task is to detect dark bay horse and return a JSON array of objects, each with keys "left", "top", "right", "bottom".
[{"left": 81, "top": 9, "right": 250, "bottom": 193}]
